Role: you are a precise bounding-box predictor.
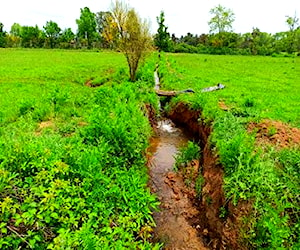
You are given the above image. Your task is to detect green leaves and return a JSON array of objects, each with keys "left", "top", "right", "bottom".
[
  {"left": 0, "top": 51, "right": 159, "bottom": 248},
  {"left": 175, "top": 141, "right": 201, "bottom": 170}
]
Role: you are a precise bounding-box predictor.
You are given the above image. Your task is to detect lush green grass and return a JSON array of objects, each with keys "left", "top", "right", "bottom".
[
  {"left": 0, "top": 49, "right": 128, "bottom": 123},
  {"left": 0, "top": 49, "right": 160, "bottom": 249},
  {"left": 162, "top": 54, "right": 300, "bottom": 127},
  {"left": 160, "top": 53, "right": 300, "bottom": 249}
]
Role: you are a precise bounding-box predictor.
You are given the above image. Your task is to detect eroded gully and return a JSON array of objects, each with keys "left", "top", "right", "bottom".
[{"left": 148, "top": 119, "right": 208, "bottom": 250}]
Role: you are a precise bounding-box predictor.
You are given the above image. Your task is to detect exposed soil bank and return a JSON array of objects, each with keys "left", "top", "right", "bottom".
[
  {"left": 168, "top": 102, "right": 247, "bottom": 250},
  {"left": 248, "top": 119, "right": 300, "bottom": 148},
  {"left": 148, "top": 119, "right": 208, "bottom": 249}
]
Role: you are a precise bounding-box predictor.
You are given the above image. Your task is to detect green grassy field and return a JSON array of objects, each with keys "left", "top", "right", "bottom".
[
  {"left": 1, "top": 49, "right": 299, "bottom": 249},
  {"left": 0, "top": 49, "right": 160, "bottom": 249},
  {"left": 160, "top": 53, "right": 300, "bottom": 249},
  {"left": 162, "top": 54, "right": 300, "bottom": 127}
]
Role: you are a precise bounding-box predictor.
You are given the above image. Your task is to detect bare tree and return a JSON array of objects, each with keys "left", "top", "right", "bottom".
[{"left": 105, "top": 1, "right": 152, "bottom": 81}]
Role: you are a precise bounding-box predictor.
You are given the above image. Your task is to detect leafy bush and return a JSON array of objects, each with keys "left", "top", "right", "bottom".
[{"left": 175, "top": 141, "right": 201, "bottom": 170}]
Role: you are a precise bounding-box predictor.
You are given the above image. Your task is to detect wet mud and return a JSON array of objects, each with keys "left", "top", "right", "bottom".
[
  {"left": 168, "top": 102, "right": 249, "bottom": 250},
  {"left": 148, "top": 119, "right": 208, "bottom": 250}
]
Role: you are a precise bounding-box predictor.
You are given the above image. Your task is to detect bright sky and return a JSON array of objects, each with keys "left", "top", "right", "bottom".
[{"left": 1, "top": 0, "right": 299, "bottom": 36}]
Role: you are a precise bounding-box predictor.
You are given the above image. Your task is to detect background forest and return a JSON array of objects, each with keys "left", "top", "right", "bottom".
[{"left": 0, "top": 5, "right": 299, "bottom": 56}]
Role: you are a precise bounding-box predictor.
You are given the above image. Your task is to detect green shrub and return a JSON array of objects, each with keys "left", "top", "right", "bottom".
[{"left": 175, "top": 141, "right": 201, "bottom": 170}]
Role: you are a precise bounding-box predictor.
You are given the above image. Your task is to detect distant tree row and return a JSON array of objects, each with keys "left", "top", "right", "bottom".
[
  {"left": 0, "top": 7, "right": 107, "bottom": 49},
  {"left": 155, "top": 6, "right": 300, "bottom": 56},
  {"left": 0, "top": 5, "right": 299, "bottom": 56}
]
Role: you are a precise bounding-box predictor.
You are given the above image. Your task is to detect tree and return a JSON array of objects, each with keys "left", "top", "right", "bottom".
[
  {"left": 286, "top": 13, "right": 299, "bottom": 53},
  {"left": 43, "top": 21, "right": 61, "bottom": 48},
  {"left": 96, "top": 11, "right": 111, "bottom": 34},
  {"left": 106, "top": 1, "right": 152, "bottom": 81},
  {"left": 10, "top": 23, "right": 22, "bottom": 37},
  {"left": 21, "top": 25, "right": 41, "bottom": 48},
  {"left": 6, "top": 23, "right": 23, "bottom": 47},
  {"left": 60, "top": 28, "right": 75, "bottom": 48},
  {"left": 0, "top": 23, "right": 6, "bottom": 47},
  {"left": 154, "top": 11, "right": 172, "bottom": 52},
  {"left": 96, "top": 11, "right": 117, "bottom": 48},
  {"left": 286, "top": 14, "right": 299, "bottom": 32},
  {"left": 76, "top": 7, "right": 97, "bottom": 48},
  {"left": 208, "top": 5, "right": 235, "bottom": 34}
]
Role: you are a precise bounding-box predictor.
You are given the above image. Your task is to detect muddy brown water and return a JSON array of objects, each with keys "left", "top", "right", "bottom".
[{"left": 148, "top": 119, "right": 208, "bottom": 250}]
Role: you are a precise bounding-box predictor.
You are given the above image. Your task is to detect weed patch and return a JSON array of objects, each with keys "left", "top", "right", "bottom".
[{"left": 0, "top": 49, "right": 159, "bottom": 249}]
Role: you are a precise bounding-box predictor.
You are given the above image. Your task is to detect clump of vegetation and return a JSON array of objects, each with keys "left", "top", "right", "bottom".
[
  {"left": 0, "top": 50, "right": 160, "bottom": 249},
  {"left": 175, "top": 141, "right": 201, "bottom": 170}
]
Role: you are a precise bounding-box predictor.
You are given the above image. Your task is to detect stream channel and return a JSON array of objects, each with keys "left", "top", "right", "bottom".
[{"left": 148, "top": 70, "right": 208, "bottom": 249}]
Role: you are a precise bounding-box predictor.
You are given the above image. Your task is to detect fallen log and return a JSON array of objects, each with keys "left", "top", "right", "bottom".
[
  {"left": 155, "top": 89, "right": 195, "bottom": 97},
  {"left": 155, "top": 90, "right": 177, "bottom": 96}
]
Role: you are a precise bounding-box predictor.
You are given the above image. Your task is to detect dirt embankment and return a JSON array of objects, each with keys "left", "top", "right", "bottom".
[
  {"left": 168, "top": 102, "right": 249, "bottom": 250},
  {"left": 248, "top": 119, "right": 300, "bottom": 149}
]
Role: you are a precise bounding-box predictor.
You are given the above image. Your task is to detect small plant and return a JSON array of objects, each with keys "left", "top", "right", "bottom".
[
  {"left": 206, "top": 195, "right": 213, "bottom": 205},
  {"left": 267, "top": 126, "right": 277, "bottom": 137},
  {"left": 19, "top": 99, "right": 35, "bottom": 116},
  {"left": 195, "top": 175, "right": 204, "bottom": 199},
  {"left": 219, "top": 206, "right": 228, "bottom": 218},
  {"left": 175, "top": 141, "right": 201, "bottom": 170},
  {"left": 244, "top": 98, "right": 255, "bottom": 107}
]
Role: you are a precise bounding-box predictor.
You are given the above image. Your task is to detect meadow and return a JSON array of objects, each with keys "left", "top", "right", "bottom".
[
  {"left": 163, "top": 54, "right": 300, "bottom": 127},
  {"left": 161, "top": 53, "right": 300, "bottom": 249},
  {"left": 0, "top": 48, "right": 299, "bottom": 249},
  {"left": 0, "top": 49, "right": 160, "bottom": 249}
]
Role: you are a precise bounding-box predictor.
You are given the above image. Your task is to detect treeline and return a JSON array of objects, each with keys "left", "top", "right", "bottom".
[
  {"left": 154, "top": 7, "right": 300, "bottom": 56},
  {"left": 0, "top": 7, "right": 109, "bottom": 49},
  {"left": 169, "top": 29, "right": 300, "bottom": 56},
  {"left": 0, "top": 6, "right": 300, "bottom": 56}
]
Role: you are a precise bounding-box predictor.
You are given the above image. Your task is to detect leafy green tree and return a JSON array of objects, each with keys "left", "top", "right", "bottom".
[
  {"left": 246, "top": 28, "right": 274, "bottom": 55},
  {"left": 4, "top": 23, "right": 23, "bottom": 47},
  {"left": 43, "top": 21, "right": 61, "bottom": 48},
  {"left": 180, "top": 32, "right": 199, "bottom": 46},
  {"left": 76, "top": 7, "right": 97, "bottom": 48},
  {"left": 21, "top": 25, "right": 43, "bottom": 48},
  {"left": 10, "top": 23, "right": 22, "bottom": 37},
  {"left": 208, "top": 5, "right": 235, "bottom": 34},
  {"left": 59, "top": 28, "right": 75, "bottom": 48},
  {"left": 109, "top": 0, "right": 152, "bottom": 81},
  {"left": 0, "top": 22, "right": 6, "bottom": 47},
  {"left": 60, "top": 28, "right": 75, "bottom": 42},
  {"left": 154, "top": 11, "right": 172, "bottom": 52}
]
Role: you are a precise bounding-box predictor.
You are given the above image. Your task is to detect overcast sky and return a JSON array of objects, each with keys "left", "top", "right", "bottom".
[{"left": 1, "top": 0, "right": 299, "bottom": 36}]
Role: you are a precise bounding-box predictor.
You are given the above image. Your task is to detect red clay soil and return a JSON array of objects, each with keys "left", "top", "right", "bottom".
[
  {"left": 147, "top": 119, "right": 208, "bottom": 249},
  {"left": 168, "top": 102, "right": 249, "bottom": 250},
  {"left": 218, "top": 101, "right": 230, "bottom": 111},
  {"left": 35, "top": 120, "right": 55, "bottom": 136},
  {"left": 84, "top": 79, "right": 103, "bottom": 88},
  {"left": 248, "top": 119, "right": 300, "bottom": 148},
  {"left": 145, "top": 104, "right": 158, "bottom": 129}
]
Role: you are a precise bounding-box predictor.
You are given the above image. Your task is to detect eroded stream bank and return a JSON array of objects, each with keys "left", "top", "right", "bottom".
[
  {"left": 147, "top": 102, "right": 245, "bottom": 250},
  {"left": 148, "top": 119, "right": 208, "bottom": 250}
]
